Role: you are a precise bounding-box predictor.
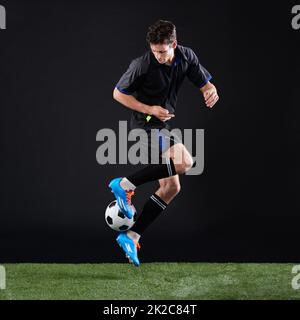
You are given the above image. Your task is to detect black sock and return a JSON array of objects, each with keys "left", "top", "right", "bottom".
[
  {"left": 131, "top": 194, "right": 168, "bottom": 235},
  {"left": 126, "top": 157, "right": 176, "bottom": 187}
]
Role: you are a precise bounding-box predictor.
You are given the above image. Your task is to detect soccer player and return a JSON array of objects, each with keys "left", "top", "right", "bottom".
[{"left": 109, "top": 20, "right": 219, "bottom": 266}]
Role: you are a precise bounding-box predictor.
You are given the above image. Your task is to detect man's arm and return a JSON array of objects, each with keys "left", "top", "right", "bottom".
[
  {"left": 113, "top": 88, "right": 174, "bottom": 122},
  {"left": 184, "top": 48, "right": 219, "bottom": 108},
  {"left": 200, "top": 81, "right": 219, "bottom": 108},
  {"left": 113, "top": 88, "right": 150, "bottom": 114}
]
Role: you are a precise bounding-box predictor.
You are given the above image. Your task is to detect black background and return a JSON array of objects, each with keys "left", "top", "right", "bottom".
[{"left": 0, "top": 0, "right": 299, "bottom": 263}]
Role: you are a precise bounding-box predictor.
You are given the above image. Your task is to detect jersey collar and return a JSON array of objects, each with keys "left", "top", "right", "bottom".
[{"left": 150, "top": 46, "right": 184, "bottom": 67}]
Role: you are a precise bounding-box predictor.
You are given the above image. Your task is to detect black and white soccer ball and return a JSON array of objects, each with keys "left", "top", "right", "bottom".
[{"left": 105, "top": 200, "right": 137, "bottom": 232}]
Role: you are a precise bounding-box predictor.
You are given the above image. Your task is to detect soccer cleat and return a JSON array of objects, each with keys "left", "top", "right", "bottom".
[
  {"left": 116, "top": 232, "right": 141, "bottom": 267},
  {"left": 109, "top": 177, "right": 135, "bottom": 219}
]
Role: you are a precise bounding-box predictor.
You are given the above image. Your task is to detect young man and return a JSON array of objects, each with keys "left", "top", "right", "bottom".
[{"left": 109, "top": 20, "right": 219, "bottom": 266}]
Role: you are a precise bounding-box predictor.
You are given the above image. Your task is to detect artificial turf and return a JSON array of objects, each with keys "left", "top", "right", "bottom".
[{"left": 0, "top": 263, "right": 299, "bottom": 300}]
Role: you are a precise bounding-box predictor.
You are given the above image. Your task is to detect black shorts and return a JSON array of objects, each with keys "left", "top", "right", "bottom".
[{"left": 136, "top": 128, "right": 182, "bottom": 164}]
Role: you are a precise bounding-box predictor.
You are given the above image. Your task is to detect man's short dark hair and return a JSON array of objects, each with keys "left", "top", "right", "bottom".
[{"left": 146, "top": 20, "right": 177, "bottom": 45}]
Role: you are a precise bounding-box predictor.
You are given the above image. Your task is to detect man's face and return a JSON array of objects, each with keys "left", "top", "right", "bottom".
[{"left": 150, "top": 41, "right": 177, "bottom": 64}]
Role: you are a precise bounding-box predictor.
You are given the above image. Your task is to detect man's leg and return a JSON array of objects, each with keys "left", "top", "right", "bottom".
[
  {"left": 126, "top": 141, "right": 190, "bottom": 241},
  {"left": 112, "top": 140, "right": 193, "bottom": 266},
  {"left": 127, "top": 174, "right": 181, "bottom": 242},
  {"left": 121, "top": 143, "right": 193, "bottom": 188},
  {"left": 156, "top": 174, "right": 181, "bottom": 204},
  {"left": 109, "top": 142, "right": 193, "bottom": 218}
]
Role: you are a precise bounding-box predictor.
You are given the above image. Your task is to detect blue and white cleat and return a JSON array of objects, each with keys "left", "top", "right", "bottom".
[
  {"left": 116, "top": 232, "right": 141, "bottom": 267},
  {"left": 109, "top": 177, "right": 135, "bottom": 219}
]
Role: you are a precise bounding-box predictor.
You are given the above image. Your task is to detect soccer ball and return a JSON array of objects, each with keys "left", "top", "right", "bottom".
[{"left": 105, "top": 200, "right": 137, "bottom": 232}]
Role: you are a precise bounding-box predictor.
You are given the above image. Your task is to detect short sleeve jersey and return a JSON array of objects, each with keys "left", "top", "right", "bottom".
[{"left": 115, "top": 45, "right": 212, "bottom": 130}]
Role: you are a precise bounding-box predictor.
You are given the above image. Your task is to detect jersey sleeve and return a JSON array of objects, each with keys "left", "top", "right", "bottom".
[
  {"left": 115, "top": 59, "right": 146, "bottom": 95},
  {"left": 186, "top": 49, "right": 212, "bottom": 89}
]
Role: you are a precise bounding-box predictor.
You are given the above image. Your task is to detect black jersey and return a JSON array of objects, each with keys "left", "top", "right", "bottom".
[{"left": 115, "top": 45, "right": 212, "bottom": 130}]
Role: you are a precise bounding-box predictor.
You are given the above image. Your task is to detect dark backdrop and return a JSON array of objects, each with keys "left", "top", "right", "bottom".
[{"left": 0, "top": 0, "right": 299, "bottom": 262}]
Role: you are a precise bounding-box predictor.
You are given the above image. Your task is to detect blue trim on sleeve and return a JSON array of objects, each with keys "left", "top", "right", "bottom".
[
  {"left": 199, "top": 75, "right": 212, "bottom": 89},
  {"left": 115, "top": 86, "right": 133, "bottom": 95}
]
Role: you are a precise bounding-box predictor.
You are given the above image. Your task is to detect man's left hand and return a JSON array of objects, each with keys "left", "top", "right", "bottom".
[{"left": 201, "top": 82, "right": 219, "bottom": 108}]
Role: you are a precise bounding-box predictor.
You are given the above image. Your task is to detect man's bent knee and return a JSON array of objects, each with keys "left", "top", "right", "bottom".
[{"left": 163, "top": 144, "right": 193, "bottom": 174}]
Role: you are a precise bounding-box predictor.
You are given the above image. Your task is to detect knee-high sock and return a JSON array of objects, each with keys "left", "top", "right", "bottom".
[
  {"left": 125, "top": 158, "right": 176, "bottom": 188},
  {"left": 130, "top": 194, "right": 168, "bottom": 235}
]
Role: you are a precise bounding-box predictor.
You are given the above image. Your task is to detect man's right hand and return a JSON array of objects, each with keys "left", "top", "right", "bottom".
[
  {"left": 113, "top": 89, "right": 175, "bottom": 122},
  {"left": 150, "top": 106, "right": 175, "bottom": 122}
]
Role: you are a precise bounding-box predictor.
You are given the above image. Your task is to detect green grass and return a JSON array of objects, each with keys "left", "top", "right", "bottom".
[{"left": 0, "top": 263, "right": 299, "bottom": 300}]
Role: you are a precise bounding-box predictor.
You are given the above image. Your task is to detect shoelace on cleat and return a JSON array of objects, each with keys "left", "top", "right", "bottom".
[{"left": 126, "top": 190, "right": 135, "bottom": 205}]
